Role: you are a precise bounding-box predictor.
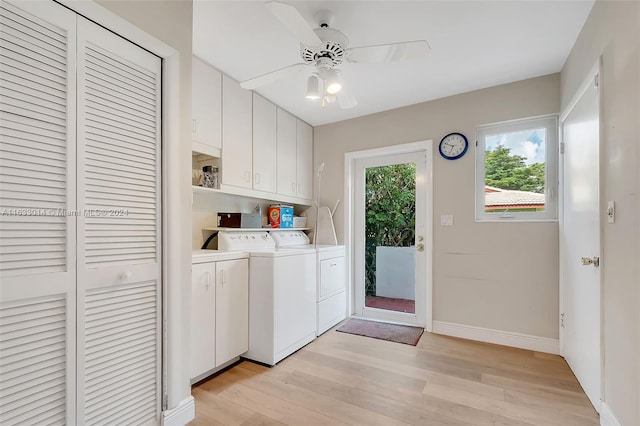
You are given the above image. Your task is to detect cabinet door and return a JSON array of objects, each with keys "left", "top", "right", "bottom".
[
  {"left": 222, "top": 75, "right": 252, "bottom": 189},
  {"left": 252, "top": 94, "right": 277, "bottom": 193},
  {"left": 215, "top": 259, "right": 249, "bottom": 366},
  {"left": 276, "top": 108, "right": 297, "bottom": 197},
  {"left": 190, "top": 263, "right": 216, "bottom": 379},
  {"left": 296, "top": 120, "right": 313, "bottom": 200},
  {"left": 192, "top": 56, "right": 221, "bottom": 150}
]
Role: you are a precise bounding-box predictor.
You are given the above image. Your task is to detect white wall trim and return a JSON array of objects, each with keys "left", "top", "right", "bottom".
[
  {"left": 161, "top": 396, "right": 195, "bottom": 426},
  {"left": 599, "top": 402, "right": 621, "bottom": 426},
  {"left": 432, "top": 321, "right": 560, "bottom": 354}
]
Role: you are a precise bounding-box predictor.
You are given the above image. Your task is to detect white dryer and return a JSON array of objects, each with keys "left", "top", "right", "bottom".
[
  {"left": 271, "top": 230, "right": 346, "bottom": 335},
  {"left": 218, "top": 230, "right": 316, "bottom": 365}
]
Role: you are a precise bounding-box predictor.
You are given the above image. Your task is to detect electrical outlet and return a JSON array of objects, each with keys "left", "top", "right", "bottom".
[{"left": 440, "top": 214, "right": 453, "bottom": 226}]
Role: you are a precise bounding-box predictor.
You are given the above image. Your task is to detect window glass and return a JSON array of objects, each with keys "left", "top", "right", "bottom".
[{"left": 476, "top": 115, "right": 557, "bottom": 221}]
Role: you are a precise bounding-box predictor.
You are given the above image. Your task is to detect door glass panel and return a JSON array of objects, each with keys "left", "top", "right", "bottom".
[{"left": 364, "top": 162, "right": 416, "bottom": 313}]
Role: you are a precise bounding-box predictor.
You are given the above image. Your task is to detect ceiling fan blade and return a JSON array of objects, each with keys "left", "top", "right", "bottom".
[
  {"left": 240, "top": 63, "right": 308, "bottom": 90},
  {"left": 265, "top": 1, "right": 322, "bottom": 47},
  {"left": 347, "top": 40, "right": 431, "bottom": 63}
]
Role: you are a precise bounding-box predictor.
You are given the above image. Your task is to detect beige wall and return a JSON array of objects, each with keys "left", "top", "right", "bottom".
[
  {"left": 91, "top": 0, "right": 194, "bottom": 410},
  {"left": 561, "top": 1, "right": 640, "bottom": 424},
  {"left": 315, "top": 74, "right": 561, "bottom": 339}
]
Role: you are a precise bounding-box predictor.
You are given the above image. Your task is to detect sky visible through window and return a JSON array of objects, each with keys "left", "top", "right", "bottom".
[{"left": 486, "top": 128, "right": 546, "bottom": 165}]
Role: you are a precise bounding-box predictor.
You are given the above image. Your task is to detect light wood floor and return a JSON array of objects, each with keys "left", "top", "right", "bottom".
[{"left": 190, "top": 327, "right": 598, "bottom": 426}]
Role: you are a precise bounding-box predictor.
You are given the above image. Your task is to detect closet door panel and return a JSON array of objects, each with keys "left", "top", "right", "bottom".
[
  {"left": 0, "top": 1, "right": 77, "bottom": 425},
  {"left": 76, "top": 16, "right": 161, "bottom": 426}
]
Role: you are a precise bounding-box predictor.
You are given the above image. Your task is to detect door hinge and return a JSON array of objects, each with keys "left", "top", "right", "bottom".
[
  {"left": 560, "top": 312, "right": 565, "bottom": 328},
  {"left": 560, "top": 142, "right": 565, "bottom": 154},
  {"left": 594, "top": 73, "right": 600, "bottom": 89}
]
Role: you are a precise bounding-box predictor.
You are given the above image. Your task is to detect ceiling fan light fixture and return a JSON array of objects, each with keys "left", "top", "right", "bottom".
[
  {"left": 305, "top": 75, "right": 321, "bottom": 100},
  {"left": 325, "top": 94, "right": 337, "bottom": 104},
  {"left": 324, "top": 69, "right": 342, "bottom": 94}
]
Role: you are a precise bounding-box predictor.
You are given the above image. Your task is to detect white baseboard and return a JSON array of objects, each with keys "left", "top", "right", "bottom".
[
  {"left": 162, "top": 396, "right": 195, "bottom": 426},
  {"left": 432, "top": 321, "right": 559, "bottom": 354},
  {"left": 599, "top": 402, "right": 621, "bottom": 426}
]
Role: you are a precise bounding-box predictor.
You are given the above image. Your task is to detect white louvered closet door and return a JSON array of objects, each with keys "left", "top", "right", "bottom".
[
  {"left": 0, "top": 1, "right": 77, "bottom": 425},
  {"left": 75, "top": 17, "right": 162, "bottom": 425}
]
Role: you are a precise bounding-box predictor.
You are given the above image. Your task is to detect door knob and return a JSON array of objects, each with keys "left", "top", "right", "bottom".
[
  {"left": 581, "top": 256, "right": 600, "bottom": 267},
  {"left": 416, "top": 243, "right": 424, "bottom": 252},
  {"left": 417, "top": 235, "right": 424, "bottom": 242},
  {"left": 120, "top": 271, "right": 132, "bottom": 280}
]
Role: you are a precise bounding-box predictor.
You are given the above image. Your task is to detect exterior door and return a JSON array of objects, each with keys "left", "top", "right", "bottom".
[
  {"left": 354, "top": 149, "right": 428, "bottom": 326},
  {"left": 560, "top": 63, "right": 601, "bottom": 411}
]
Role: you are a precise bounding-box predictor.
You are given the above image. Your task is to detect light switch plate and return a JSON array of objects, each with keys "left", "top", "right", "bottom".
[
  {"left": 440, "top": 214, "right": 454, "bottom": 226},
  {"left": 607, "top": 201, "right": 615, "bottom": 223}
]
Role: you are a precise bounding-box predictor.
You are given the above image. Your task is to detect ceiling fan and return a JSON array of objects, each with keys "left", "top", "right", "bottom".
[{"left": 240, "top": 1, "right": 431, "bottom": 109}]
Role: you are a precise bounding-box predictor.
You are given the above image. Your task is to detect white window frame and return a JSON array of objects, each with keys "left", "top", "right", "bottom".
[{"left": 475, "top": 114, "right": 558, "bottom": 222}]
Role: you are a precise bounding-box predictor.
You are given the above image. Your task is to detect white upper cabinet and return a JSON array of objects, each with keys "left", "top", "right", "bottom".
[
  {"left": 192, "top": 56, "right": 221, "bottom": 155},
  {"left": 296, "top": 120, "right": 313, "bottom": 200},
  {"left": 276, "top": 108, "right": 298, "bottom": 197},
  {"left": 191, "top": 69, "right": 313, "bottom": 204},
  {"left": 252, "top": 94, "right": 277, "bottom": 194},
  {"left": 222, "top": 75, "right": 252, "bottom": 189}
]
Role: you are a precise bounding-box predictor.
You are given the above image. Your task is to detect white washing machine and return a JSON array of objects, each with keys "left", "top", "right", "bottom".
[
  {"left": 218, "top": 230, "right": 316, "bottom": 365},
  {"left": 271, "top": 230, "right": 347, "bottom": 335}
]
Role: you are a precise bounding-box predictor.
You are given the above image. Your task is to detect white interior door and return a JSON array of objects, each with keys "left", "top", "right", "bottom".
[
  {"left": 353, "top": 149, "right": 428, "bottom": 326},
  {"left": 76, "top": 16, "right": 162, "bottom": 425},
  {"left": 0, "top": 1, "right": 77, "bottom": 423},
  {"left": 560, "top": 64, "right": 601, "bottom": 411}
]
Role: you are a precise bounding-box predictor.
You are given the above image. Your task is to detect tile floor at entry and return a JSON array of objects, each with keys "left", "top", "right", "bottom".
[
  {"left": 365, "top": 295, "right": 416, "bottom": 314},
  {"left": 189, "top": 328, "right": 598, "bottom": 425}
]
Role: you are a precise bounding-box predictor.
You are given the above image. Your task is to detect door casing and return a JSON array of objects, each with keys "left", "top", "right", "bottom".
[{"left": 344, "top": 140, "right": 433, "bottom": 331}]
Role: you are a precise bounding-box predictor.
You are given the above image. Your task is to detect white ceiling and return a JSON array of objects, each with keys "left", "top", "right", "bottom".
[{"left": 193, "top": 1, "right": 594, "bottom": 126}]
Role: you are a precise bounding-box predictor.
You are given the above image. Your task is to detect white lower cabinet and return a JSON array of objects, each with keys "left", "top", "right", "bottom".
[
  {"left": 190, "top": 262, "right": 216, "bottom": 379},
  {"left": 215, "top": 259, "right": 249, "bottom": 366},
  {"left": 190, "top": 254, "right": 249, "bottom": 382}
]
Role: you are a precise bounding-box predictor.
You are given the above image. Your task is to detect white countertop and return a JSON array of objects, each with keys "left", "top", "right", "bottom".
[{"left": 192, "top": 249, "right": 248, "bottom": 263}]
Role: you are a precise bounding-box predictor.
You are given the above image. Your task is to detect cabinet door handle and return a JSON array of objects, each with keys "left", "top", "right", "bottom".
[
  {"left": 255, "top": 173, "right": 260, "bottom": 184},
  {"left": 205, "top": 271, "right": 211, "bottom": 289},
  {"left": 221, "top": 269, "right": 226, "bottom": 287},
  {"left": 244, "top": 171, "right": 251, "bottom": 182},
  {"left": 192, "top": 119, "right": 197, "bottom": 133},
  {"left": 330, "top": 263, "right": 337, "bottom": 267},
  {"left": 292, "top": 182, "right": 296, "bottom": 193}
]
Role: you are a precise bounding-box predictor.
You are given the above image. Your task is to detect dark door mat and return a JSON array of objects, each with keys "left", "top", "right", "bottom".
[{"left": 336, "top": 318, "right": 424, "bottom": 346}]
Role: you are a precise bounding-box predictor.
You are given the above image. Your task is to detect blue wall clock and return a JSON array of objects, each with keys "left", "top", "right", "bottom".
[{"left": 439, "top": 132, "right": 468, "bottom": 160}]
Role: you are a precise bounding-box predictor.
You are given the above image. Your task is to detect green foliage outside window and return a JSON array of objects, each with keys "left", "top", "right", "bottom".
[
  {"left": 364, "top": 163, "right": 416, "bottom": 296},
  {"left": 485, "top": 146, "right": 545, "bottom": 193}
]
